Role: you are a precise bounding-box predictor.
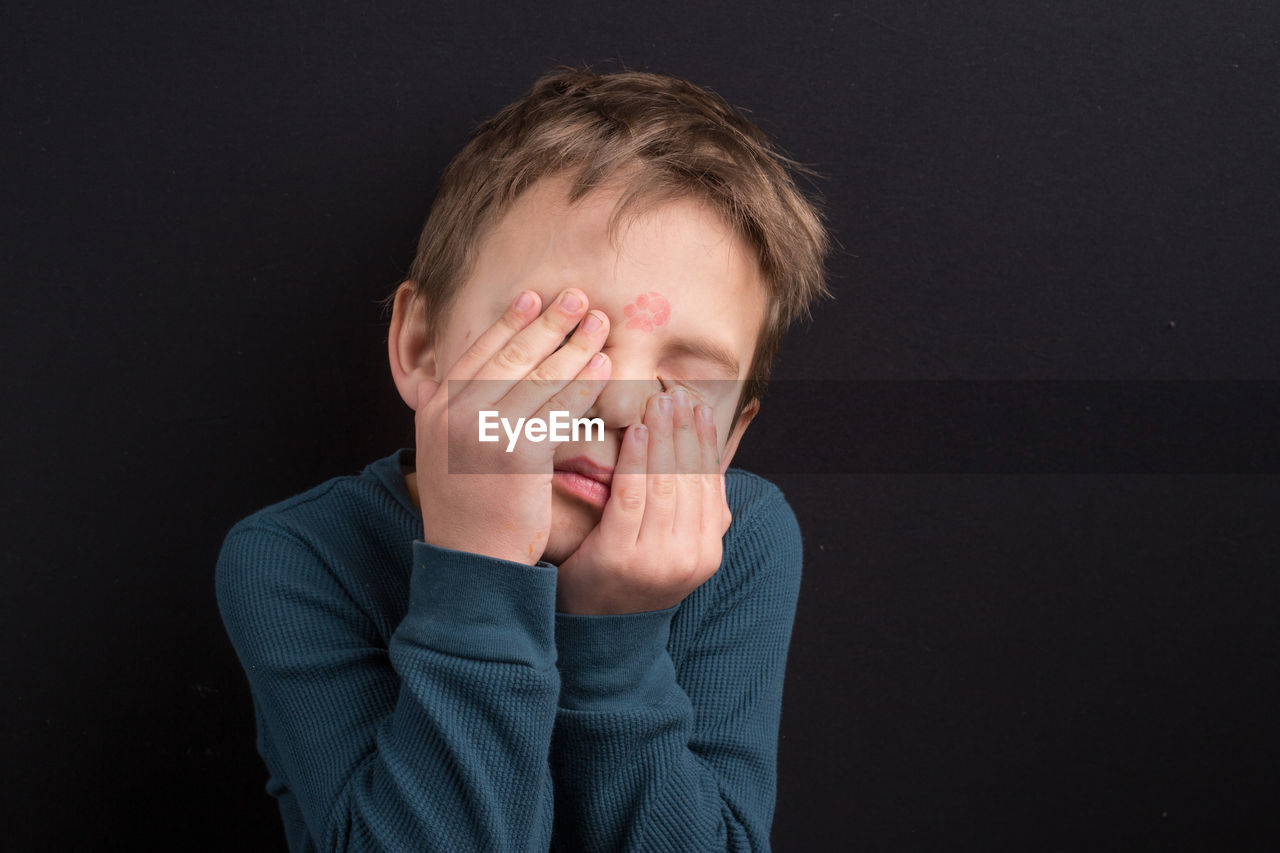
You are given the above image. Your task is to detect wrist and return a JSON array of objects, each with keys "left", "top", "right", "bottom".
[
  {"left": 405, "top": 540, "right": 558, "bottom": 666},
  {"left": 424, "top": 529, "right": 540, "bottom": 566},
  {"left": 554, "top": 606, "right": 678, "bottom": 710},
  {"left": 556, "top": 586, "right": 681, "bottom": 615}
]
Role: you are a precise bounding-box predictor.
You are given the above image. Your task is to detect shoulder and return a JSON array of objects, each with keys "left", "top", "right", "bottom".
[
  {"left": 667, "top": 469, "right": 803, "bottom": 666},
  {"left": 723, "top": 468, "right": 803, "bottom": 561},
  {"left": 229, "top": 451, "right": 414, "bottom": 542},
  {"left": 215, "top": 451, "right": 418, "bottom": 641},
  {"left": 700, "top": 468, "right": 803, "bottom": 612},
  {"left": 220, "top": 450, "right": 416, "bottom": 559},
  {"left": 218, "top": 474, "right": 374, "bottom": 579}
]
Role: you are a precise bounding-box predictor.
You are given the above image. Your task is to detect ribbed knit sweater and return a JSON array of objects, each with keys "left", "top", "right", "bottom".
[{"left": 216, "top": 448, "right": 801, "bottom": 852}]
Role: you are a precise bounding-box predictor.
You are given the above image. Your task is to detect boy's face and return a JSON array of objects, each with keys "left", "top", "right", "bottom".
[{"left": 417, "top": 175, "right": 766, "bottom": 564}]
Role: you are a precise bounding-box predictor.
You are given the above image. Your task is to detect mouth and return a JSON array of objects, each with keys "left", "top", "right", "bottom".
[{"left": 552, "top": 456, "right": 613, "bottom": 509}]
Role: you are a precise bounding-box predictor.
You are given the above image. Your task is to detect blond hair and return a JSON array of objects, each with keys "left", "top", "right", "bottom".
[{"left": 400, "top": 65, "right": 831, "bottom": 417}]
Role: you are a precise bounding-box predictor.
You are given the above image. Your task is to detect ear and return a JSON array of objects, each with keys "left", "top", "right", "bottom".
[
  {"left": 718, "top": 397, "right": 760, "bottom": 474},
  {"left": 387, "top": 281, "right": 440, "bottom": 410}
]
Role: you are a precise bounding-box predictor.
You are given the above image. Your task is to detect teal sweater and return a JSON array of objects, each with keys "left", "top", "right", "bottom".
[{"left": 216, "top": 449, "right": 802, "bottom": 852}]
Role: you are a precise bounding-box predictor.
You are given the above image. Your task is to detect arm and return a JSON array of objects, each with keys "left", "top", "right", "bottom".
[
  {"left": 216, "top": 522, "right": 561, "bottom": 852},
  {"left": 549, "top": 484, "right": 803, "bottom": 851},
  {"left": 217, "top": 285, "right": 611, "bottom": 849}
]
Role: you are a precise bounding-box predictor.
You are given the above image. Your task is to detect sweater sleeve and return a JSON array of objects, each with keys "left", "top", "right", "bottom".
[
  {"left": 216, "top": 522, "right": 560, "bottom": 852},
  {"left": 548, "top": 487, "right": 803, "bottom": 852}
]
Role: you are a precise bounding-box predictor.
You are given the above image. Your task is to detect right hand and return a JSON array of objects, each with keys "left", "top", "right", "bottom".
[{"left": 412, "top": 288, "right": 612, "bottom": 565}]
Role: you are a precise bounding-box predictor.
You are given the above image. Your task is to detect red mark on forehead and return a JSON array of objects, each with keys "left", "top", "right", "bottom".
[{"left": 622, "top": 292, "right": 671, "bottom": 332}]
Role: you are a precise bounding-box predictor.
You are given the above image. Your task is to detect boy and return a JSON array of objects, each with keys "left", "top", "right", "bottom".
[{"left": 217, "top": 66, "right": 830, "bottom": 851}]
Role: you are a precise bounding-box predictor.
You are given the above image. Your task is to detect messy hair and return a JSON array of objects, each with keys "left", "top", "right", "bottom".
[{"left": 399, "top": 65, "right": 832, "bottom": 419}]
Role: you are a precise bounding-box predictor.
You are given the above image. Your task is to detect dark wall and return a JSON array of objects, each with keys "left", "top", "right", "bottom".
[{"left": 4, "top": 1, "right": 1278, "bottom": 848}]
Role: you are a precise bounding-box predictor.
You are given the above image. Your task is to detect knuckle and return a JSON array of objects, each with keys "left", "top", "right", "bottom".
[
  {"left": 564, "top": 335, "right": 599, "bottom": 360},
  {"left": 524, "top": 367, "right": 560, "bottom": 391},
  {"left": 616, "top": 484, "right": 645, "bottom": 512},
  {"left": 649, "top": 474, "right": 677, "bottom": 498},
  {"left": 493, "top": 340, "right": 532, "bottom": 371},
  {"left": 539, "top": 308, "right": 576, "bottom": 336},
  {"left": 544, "top": 393, "right": 570, "bottom": 416},
  {"left": 499, "top": 308, "right": 528, "bottom": 332},
  {"left": 450, "top": 347, "right": 482, "bottom": 377}
]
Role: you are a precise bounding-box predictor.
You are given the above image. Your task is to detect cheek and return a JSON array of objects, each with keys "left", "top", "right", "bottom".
[
  {"left": 438, "top": 339, "right": 470, "bottom": 378},
  {"left": 545, "top": 494, "right": 601, "bottom": 560},
  {"left": 450, "top": 329, "right": 475, "bottom": 361},
  {"left": 700, "top": 406, "right": 730, "bottom": 454},
  {"left": 439, "top": 308, "right": 495, "bottom": 374},
  {"left": 719, "top": 414, "right": 737, "bottom": 450}
]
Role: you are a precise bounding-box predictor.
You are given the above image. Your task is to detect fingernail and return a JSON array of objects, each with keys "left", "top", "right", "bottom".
[
  {"left": 514, "top": 291, "right": 534, "bottom": 312},
  {"left": 581, "top": 311, "right": 602, "bottom": 333},
  {"left": 633, "top": 423, "right": 648, "bottom": 443},
  {"left": 697, "top": 405, "right": 712, "bottom": 424},
  {"left": 658, "top": 395, "right": 672, "bottom": 416},
  {"left": 589, "top": 352, "right": 606, "bottom": 368},
  {"left": 560, "top": 290, "right": 582, "bottom": 312}
]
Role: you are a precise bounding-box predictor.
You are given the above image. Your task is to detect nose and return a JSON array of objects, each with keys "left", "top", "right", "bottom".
[{"left": 585, "top": 373, "right": 661, "bottom": 432}]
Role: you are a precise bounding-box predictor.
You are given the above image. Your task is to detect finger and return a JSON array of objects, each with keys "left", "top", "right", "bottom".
[
  {"left": 444, "top": 289, "right": 543, "bottom": 386},
  {"left": 594, "top": 422, "right": 648, "bottom": 549},
  {"left": 692, "top": 402, "right": 732, "bottom": 535},
  {"left": 670, "top": 388, "right": 702, "bottom": 475},
  {"left": 469, "top": 288, "right": 591, "bottom": 394},
  {"left": 639, "top": 392, "right": 677, "bottom": 539},
  {"left": 695, "top": 403, "right": 724, "bottom": 541},
  {"left": 528, "top": 350, "right": 612, "bottom": 439},
  {"left": 695, "top": 403, "right": 718, "bottom": 475},
  {"left": 670, "top": 387, "right": 703, "bottom": 540},
  {"left": 499, "top": 309, "right": 610, "bottom": 417}
]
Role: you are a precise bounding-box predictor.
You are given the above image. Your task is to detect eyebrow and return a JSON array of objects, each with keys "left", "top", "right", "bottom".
[{"left": 662, "top": 338, "right": 741, "bottom": 379}]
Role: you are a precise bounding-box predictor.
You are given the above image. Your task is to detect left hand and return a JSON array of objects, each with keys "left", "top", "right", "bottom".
[{"left": 556, "top": 387, "right": 732, "bottom": 614}]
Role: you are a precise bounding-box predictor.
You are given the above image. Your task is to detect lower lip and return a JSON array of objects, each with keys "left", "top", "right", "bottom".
[{"left": 553, "top": 470, "right": 610, "bottom": 508}]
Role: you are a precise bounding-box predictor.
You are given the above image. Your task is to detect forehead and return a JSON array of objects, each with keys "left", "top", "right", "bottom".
[{"left": 462, "top": 175, "right": 767, "bottom": 369}]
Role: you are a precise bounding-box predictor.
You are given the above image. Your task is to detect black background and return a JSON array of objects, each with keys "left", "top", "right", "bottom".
[{"left": 4, "top": 1, "right": 1278, "bottom": 849}]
